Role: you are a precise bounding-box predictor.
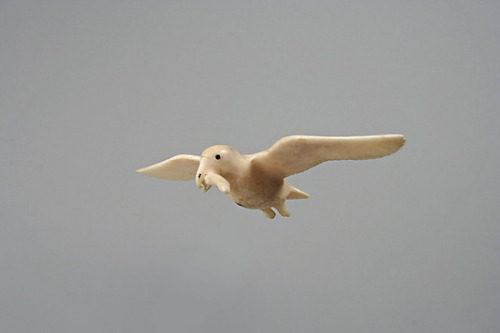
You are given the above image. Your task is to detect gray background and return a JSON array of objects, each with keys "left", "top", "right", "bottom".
[{"left": 1, "top": 1, "right": 499, "bottom": 332}]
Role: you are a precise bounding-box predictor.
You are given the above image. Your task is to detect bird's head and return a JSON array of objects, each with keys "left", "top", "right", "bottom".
[{"left": 195, "top": 145, "right": 247, "bottom": 193}]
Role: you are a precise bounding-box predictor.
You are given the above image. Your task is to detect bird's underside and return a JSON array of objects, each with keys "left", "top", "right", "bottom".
[
  {"left": 225, "top": 170, "right": 310, "bottom": 218},
  {"left": 254, "top": 180, "right": 310, "bottom": 219},
  {"left": 137, "top": 134, "right": 406, "bottom": 219}
]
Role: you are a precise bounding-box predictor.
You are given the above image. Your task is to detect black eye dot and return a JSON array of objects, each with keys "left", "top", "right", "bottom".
[
  {"left": 215, "top": 154, "right": 221, "bottom": 160},
  {"left": 198, "top": 174, "right": 201, "bottom": 178}
]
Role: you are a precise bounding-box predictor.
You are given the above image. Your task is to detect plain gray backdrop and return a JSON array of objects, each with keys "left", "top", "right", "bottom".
[{"left": 1, "top": 1, "right": 499, "bottom": 332}]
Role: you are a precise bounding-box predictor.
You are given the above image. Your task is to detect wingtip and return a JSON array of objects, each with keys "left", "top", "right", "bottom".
[
  {"left": 392, "top": 135, "right": 406, "bottom": 155},
  {"left": 136, "top": 166, "right": 155, "bottom": 176},
  {"left": 386, "top": 134, "right": 406, "bottom": 150},
  {"left": 398, "top": 134, "right": 407, "bottom": 149}
]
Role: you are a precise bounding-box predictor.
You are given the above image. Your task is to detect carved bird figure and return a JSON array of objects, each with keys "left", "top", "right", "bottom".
[{"left": 137, "top": 135, "right": 405, "bottom": 218}]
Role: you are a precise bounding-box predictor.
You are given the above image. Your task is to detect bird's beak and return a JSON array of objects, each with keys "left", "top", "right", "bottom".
[
  {"left": 196, "top": 157, "right": 211, "bottom": 192},
  {"left": 199, "top": 180, "right": 212, "bottom": 192},
  {"left": 195, "top": 158, "right": 230, "bottom": 194},
  {"left": 196, "top": 167, "right": 212, "bottom": 192},
  {"left": 196, "top": 172, "right": 212, "bottom": 192},
  {"left": 196, "top": 171, "right": 230, "bottom": 194}
]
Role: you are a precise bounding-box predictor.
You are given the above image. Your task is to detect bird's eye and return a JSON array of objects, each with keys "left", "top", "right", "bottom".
[{"left": 215, "top": 154, "right": 221, "bottom": 160}]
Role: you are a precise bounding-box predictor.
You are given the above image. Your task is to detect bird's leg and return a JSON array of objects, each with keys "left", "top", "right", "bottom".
[
  {"left": 275, "top": 201, "right": 291, "bottom": 217},
  {"left": 261, "top": 208, "right": 276, "bottom": 219}
]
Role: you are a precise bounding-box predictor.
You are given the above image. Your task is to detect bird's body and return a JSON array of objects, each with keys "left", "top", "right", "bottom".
[
  {"left": 137, "top": 134, "right": 405, "bottom": 218},
  {"left": 223, "top": 157, "right": 309, "bottom": 218},
  {"left": 225, "top": 161, "right": 283, "bottom": 209}
]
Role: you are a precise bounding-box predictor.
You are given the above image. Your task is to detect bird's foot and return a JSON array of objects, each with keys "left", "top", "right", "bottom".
[
  {"left": 261, "top": 208, "right": 276, "bottom": 219},
  {"left": 275, "top": 202, "right": 291, "bottom": 217}
]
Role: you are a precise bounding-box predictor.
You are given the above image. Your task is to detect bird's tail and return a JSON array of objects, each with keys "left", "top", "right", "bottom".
[{"left": 284, "top": 181, "right": 310, "bottom": 200}]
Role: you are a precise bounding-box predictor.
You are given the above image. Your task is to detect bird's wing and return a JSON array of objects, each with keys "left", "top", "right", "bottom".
[
  {"left": 253, "top": 135, "right": 405, "bottom": 178},
  {"left": 136, "top": 154, "right": 200, "bottom": 180}
]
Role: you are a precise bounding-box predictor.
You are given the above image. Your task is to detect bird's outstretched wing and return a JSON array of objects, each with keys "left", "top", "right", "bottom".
[
  {"left": 253, "top": 135, "right": 406, "bottom": 178},
  {"left": 136, "top": 154, "right": 200, "bottom": 180}
]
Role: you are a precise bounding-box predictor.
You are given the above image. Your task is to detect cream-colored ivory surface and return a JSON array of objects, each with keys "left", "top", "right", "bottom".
[{"left": 137, "top": 134, "right": 406, "bottom": 218}]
